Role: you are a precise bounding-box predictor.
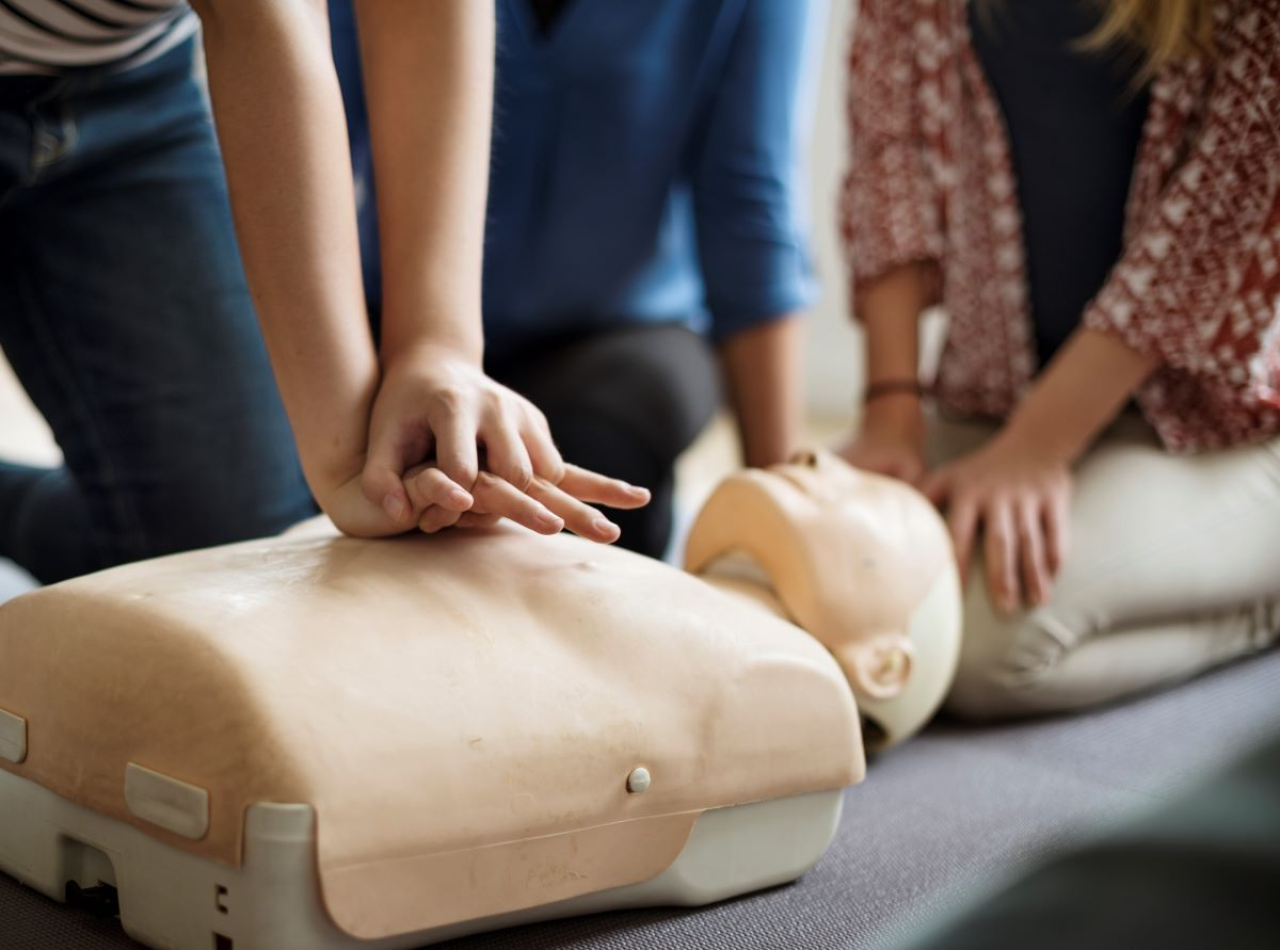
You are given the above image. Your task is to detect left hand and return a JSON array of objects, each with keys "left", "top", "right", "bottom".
[{"left": 919, "top": 429, "right": 1072, "bottom": 614}]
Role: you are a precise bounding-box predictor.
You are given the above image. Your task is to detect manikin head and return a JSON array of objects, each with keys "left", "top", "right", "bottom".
[{"left": 685, "top": 450, "right": 962, "bottom": 750}]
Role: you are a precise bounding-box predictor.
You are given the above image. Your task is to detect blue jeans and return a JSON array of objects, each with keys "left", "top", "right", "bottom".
[{"left": 0, "top": 41, "right": 315, "bottom": 584}]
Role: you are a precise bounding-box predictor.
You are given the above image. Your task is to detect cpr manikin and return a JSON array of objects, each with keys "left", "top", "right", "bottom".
[
  {"left": 687, "top": 450, "right": 962, "bottom": 750},
  {"left": 0, "top": 453, "right": 960, "bottom": 950}
]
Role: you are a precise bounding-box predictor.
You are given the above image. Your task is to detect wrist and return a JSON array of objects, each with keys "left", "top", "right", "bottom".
[
  {"left": 862, "top": 389, "right": 923, "bottom": 424},
  {"left": 378, "top": 297, "right": 485, "bottom": 368},
  {"left": 864, "top": 378, "right": 926, "bottom": 404},
  {"left": 382, "top": 332, "right": 484, "bottom": 372},
  {"left": 1000, "top": 406, "right": 1087, "bottom": 466},
  {"left": 859, "top": 394, "right": 925, "bottom": 448}
]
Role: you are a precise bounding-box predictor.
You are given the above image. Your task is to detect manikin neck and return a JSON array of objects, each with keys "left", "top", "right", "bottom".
[{"left": 693, "top": 553, "right": 790, "bottom": 621}]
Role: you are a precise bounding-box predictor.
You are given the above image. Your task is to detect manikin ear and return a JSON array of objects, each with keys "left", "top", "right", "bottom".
[{"left": 842, "top": 635, "right": 915, "bottom": 702}]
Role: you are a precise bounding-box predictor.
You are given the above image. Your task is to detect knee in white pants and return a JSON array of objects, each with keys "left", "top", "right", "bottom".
[{"left": 944, "top": 569, "right": 1077, "bottom": 721}]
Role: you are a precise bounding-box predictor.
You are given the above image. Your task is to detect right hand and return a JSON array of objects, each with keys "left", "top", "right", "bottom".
[
  {"left": 836, "top": 394, "right": 927, "bottom": 484},
  {"left": 403, "top": 463, "right": 651, "bottom": 544}
]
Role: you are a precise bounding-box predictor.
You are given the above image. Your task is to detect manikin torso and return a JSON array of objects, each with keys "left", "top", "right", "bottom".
[{"left": 0, "top": 519, "right": 860, "bottom": 940}]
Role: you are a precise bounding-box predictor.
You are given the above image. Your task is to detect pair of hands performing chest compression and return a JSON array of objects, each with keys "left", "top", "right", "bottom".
[
  {"left": 838, "top": 263, "right": 1159, "bottom": 615},
  {"left": 355, "top": 343, "right": 650, "bottom": 542},
  {"left": 192, "top": 0, "right": 647, "bottom": 542}
]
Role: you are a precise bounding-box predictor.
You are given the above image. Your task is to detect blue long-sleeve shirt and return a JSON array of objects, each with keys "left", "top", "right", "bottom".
[{"left": 331, "top": 0, "right": 823, "bottom": 364}]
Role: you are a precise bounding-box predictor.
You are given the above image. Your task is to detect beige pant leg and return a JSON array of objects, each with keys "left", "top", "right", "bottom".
[{"left": 928, "top": 412, "right": 1280, "bottom": 721}]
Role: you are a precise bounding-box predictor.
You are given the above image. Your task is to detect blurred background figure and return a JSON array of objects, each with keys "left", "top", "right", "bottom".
[
  {"left": 331, "top": 0, "right": 826, "bottom": 558},
  {"left": 840, "top": 0, "right": 1280, "bottom": 717}
]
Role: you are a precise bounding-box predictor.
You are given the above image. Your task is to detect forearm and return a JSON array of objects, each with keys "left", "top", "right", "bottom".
[
  {"left": 195, "top": 0, "right": 377, "bottom": 492},
  {"left": 857, "top": 262, "right": 929, "bottom": 387},
  {"left": 1004, "top": 327, "right": 1159, "bottom": 463},
  {"left": 719, "top": 316, "right": 804, "bottom": 468},
  {"left": 357, "top": 0, "right": 493, "bottom": 363}
]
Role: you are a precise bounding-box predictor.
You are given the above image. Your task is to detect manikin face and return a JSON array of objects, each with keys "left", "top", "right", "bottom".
[{"left": 686, "top": 451, "right": 961, "bottom": 748}]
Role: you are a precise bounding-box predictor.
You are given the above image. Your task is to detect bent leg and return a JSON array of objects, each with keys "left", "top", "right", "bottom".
[
  {"left": 936, "top": 414, "right": 1280, "bottom": 720},
  {"left": 0, "top": 48, "right": 314, "bottom": 583},
  {"left": 492, "top": 324, "right": 719, "bottom": 558},
  {"left": 0, "top": 464, "right": 102, "bottom": 582},
  {"left": 951, "top": 575, "right": 1280, "bottom": 720}
]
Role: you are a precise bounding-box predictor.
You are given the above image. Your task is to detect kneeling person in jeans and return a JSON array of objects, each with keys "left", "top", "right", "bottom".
[{"left": 0, "top": 5, "right": 314, "bottom": 583}]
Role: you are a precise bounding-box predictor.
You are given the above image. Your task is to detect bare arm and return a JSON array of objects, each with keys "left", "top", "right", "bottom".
[
  {"left": 719, "top": 316, "right": 804, "bottom": 468},
  {"left": 693, "top": 0, "right": 819, "bottom": 470},
  {"left": 1004, "top": 327, "right": 1158, "bottom": 464},
  {"left": 859, "top": 262, "right": 928, "bottom": 388},
  {"left": 351, "top": 0, "right": 577, "bottom": 521},
  {"left": 357, "top": 0, "right": 490, "bottom": 362},
  {"left": 193, "top": 0, "right": 383, "bottom": 532},
  {"left": 193, "top": 0, "right": 643, "bottom": 541}
]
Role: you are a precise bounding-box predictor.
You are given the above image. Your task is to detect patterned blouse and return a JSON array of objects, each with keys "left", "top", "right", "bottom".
[{"left": 842, "top": 0, "right": 1280, "bottom": 452}]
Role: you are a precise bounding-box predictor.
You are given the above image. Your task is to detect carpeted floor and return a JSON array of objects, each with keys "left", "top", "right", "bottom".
[{"left": 4, "top": 648, "right": 1279, "bottom": 950}]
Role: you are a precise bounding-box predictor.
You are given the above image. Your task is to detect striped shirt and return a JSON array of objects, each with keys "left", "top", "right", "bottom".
[{"left": 0, "top": 0, "right": 197, "bottom": 75}]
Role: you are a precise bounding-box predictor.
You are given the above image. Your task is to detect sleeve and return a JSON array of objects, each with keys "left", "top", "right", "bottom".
[
  {"left": 692, "top": 0, "right": 826, "bottom": 341},
  {"left": 841, "top": 0, "right": 945, "bottom": 313},
  {"left": 1081, "top": 9, "right": 1280, "bottom": 380}
]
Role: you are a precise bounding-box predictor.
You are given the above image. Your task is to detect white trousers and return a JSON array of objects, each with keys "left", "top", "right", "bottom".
[{"left": 930, "top": 412, "right": 1280, "bottom": 720}]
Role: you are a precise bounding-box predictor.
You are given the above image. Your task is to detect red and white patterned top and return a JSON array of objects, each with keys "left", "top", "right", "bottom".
[{"left": 842, "top": 0, "right": 1280, "bottom": 452}]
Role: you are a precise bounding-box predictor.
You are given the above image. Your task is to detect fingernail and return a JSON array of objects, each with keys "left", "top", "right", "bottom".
[
  {"left": 537, "top": 513, "right": 564, "bottom": 532},
  {"left": 384, "top": 494, "right": 405, "bottom": 520},
  {"left": 593, "top": 515, "right": 617, "bottom": 536},
  {"left": 448, "top": 487, "right": 473, "bottom": 508}
]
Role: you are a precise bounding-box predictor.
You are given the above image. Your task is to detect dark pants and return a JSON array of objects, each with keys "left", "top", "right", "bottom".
[
  {"left": 490, "top": 324, "right": 720, "bottom": 559},
  {"left": 0, "top": 42, "right": 316, "bottom": 584}
]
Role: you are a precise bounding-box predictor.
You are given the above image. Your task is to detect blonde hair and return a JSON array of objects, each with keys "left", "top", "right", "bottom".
[{"left": 1082, "top": 0, "right": 1217, "bottom": 79}]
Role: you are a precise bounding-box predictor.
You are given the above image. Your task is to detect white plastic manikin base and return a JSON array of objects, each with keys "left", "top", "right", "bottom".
[{"left": 0, "top": 766, "right": 842, "bottom": 949}]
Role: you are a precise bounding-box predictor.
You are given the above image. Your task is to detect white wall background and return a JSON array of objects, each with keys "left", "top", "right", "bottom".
[{"left": 802, "top": 0, "right": 862, "bottom": 418}]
